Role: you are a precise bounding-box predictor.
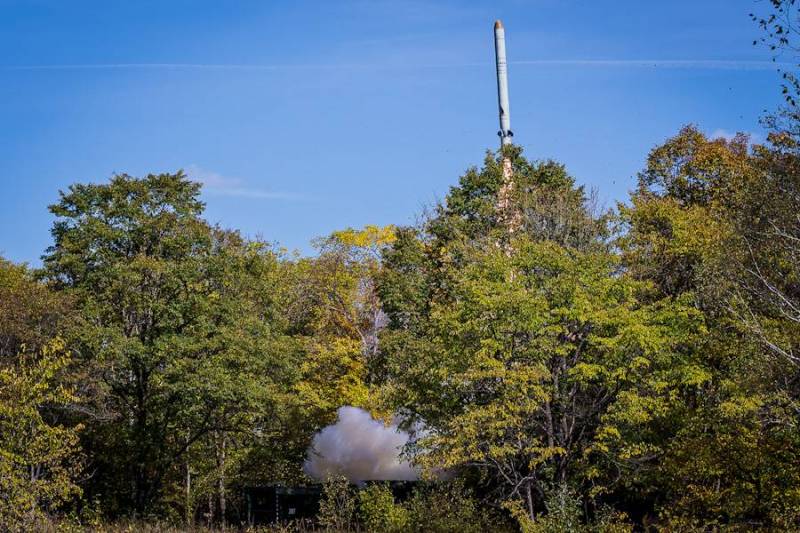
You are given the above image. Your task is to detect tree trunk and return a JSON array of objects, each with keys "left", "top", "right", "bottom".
[
  {"left": 133, "top": 365, "right": 151, "bottom": 518},
  {"left": 185, "top": 457, "right": 192, "bottom": 528},
  {"left": 207, "top": 490, "right": 215, "bottom": 527},
  {"left": 134, "top": 466, "right": 147, "bottom": 518},
  {"left": 216, "top": 432, "right": 227, "bottom": 528},
  {"left": 526, "top": 481, "right": 536, "bottom": 521}
]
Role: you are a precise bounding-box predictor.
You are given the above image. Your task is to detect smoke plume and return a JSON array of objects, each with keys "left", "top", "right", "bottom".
[{"left": 304, "top": 406, "right": 419, "bottom": 483}]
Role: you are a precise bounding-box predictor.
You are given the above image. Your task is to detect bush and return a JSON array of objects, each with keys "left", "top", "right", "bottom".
[
  {"left": 358, "top": 484, "right": 408, "bottom": 533},
  {"left": 404, "top": 481, "right": 507, "bottom": 533},
  {"left": 318, "top": 477, "right": 358, "bottom": 532},
  {"left": 509, "top": 484, "right": 632, "bottom": 533}
]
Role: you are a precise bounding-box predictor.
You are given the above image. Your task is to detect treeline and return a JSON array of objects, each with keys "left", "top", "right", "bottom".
[
  {"left": 5, "top": 5, "right": 800, "bottom": 532},
  {"left": 4, "top": 126, "right": 800, "bottom": 532},
  {"left": 1, "top": 176, "right": 399, "bottom": 529}
]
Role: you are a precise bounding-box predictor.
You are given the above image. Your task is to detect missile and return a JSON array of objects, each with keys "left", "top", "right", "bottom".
[{"left": 494, "top": 20, "right": 513, "bottom": 147}]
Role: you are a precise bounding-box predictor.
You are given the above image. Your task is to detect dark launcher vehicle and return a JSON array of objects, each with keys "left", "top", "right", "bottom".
[
  {"left": 244, "top": 482, "right": 417, "bottom": 526},
  {"left": 245, "top": 485, "right": 322, "bottom": 525}
]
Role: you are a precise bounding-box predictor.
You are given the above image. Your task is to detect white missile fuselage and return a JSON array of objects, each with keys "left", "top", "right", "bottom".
[{"left": 494, "top": 20, "right": 512, "bottom": 147}]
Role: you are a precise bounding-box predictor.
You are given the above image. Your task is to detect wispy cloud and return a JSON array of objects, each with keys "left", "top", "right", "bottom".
[
  {"left": 3, "top": 59, "right": 793, "bottom": 71},
  {"left": 186, "top": 165, "right": 301, "bottom": 200}
]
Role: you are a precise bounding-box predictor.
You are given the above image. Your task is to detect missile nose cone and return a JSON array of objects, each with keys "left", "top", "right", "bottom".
[{"left": 494, "top": 20, "right": 503, "bottom": 30}]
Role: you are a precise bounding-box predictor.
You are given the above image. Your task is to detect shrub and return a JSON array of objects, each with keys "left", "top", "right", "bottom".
[
  {"left": 358, "top": 483, "right": 408, "bottom": 533},
  {"left": 318, "top": 477, "right": 358, "bottom": 532},
  {"left": 404, "top": 481, "right": 505, "bottom": 533}
]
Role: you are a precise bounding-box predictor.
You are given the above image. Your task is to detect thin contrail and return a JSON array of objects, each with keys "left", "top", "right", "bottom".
[
  {"left": 513, "top": 59, "right": 793, "bottom": 70},
  {"left": 1, "top": 60, "right": 794, "bottom": 71},
  {"left": 3, "top": 63, "right": 369, "bottom": 71}
]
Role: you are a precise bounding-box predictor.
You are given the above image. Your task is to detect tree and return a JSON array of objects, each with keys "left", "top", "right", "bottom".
[
  {"left": 618, "top": 125, "right": 752, "bottom": 299},
  {"left": 620, "top": 126, "right": 800, "bottom": 526},
  {"left": 0, "top": 257, "right": 74, "bottom": 362},
  {"left": 384, "top": 236, "right": 700, "bottom": 521},
  {"left": 752, "top": 0, "right": 800, "bottom": 108},
  {"left": 0, "top": 338, "right": 83, "bottom": 531},
  {"left": 378, "top": 148, "right": 701, "bottom": 524},
  {"left": 380, "top": 149, "right": 608, "bottom": 335},
  {"left": 291, "top": 225, "right": 396, "bottom": 429},
  {"left": 0, "top": 259, "right": 83, "bottom": 530},
  {"left": 42, "top": 172, "right": 302, "bottom": 518}
]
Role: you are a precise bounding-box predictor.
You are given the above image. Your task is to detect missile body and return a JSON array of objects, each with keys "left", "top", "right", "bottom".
[{"left": 494, "top": 20, "right": 512, "bottom": 147}]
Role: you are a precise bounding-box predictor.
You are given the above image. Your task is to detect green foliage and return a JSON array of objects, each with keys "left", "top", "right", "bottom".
[
  {"left": 290, "top": 224, "right": 397, "bottom": 436},
  {"left": 403, "top": 482, "right": 504, "bottom": 533},
  {"left": 432, "top": 148, "right": 606, "bottom": 249},
  {"left": 5, "top": 131, "right": 799, "bottom": 531},
  {"left": 379, "top": 147, "right": 704, "bottom": 524},
  {"left": 0, "top": 257, "right": 75, "bottom": 361},
  {"left": 288, "top": 479, "right": 500, "bottom": 533},
  {"left": 509, "top": 484, "right": 582, "bottom": 533},
  {"left": 5, "top": 17, "right": 800, "bottom": 526},
  {"left": 0, "top": 339, "right": 83, "bottom": 531},
  {"left": 619, "top": 125, "right": 800, "bottom": 528},
  {"left": 318, "top": 477, "right": 358, "bottom": 532},
  {"left": 42, "top": 172, "right": 305, "bottom": 517},
  {"left": 358, "top": 484, "right": 408, "bottom": 533}
]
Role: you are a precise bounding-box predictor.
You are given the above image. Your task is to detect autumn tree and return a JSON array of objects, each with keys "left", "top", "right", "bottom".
[
  {"left": 0, "top": 257, "right": 74, "bottom": 362},
  {"left": 378, "top": 149, "right": 699, "bottom": 527},
  {"left": 0, "top": 260, "right": 83, "bottom": 531},
  {"left": 287, "top": 225, "right": 396, "bottom": 460},
  {"left": 620, "top": 126, "right": 800, "bottom": 527},
  {"left": 0, "top": 339, "right": 84, "bottom": 531}
]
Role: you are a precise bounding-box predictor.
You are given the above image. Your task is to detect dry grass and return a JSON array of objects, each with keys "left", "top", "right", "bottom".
[{"left": 31, "top": 518, "right": 323, "bottom": 533}]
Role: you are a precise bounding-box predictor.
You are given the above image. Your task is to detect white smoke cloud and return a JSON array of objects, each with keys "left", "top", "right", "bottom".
[{"left": 304, "top": 406, "right": 419, "bottom": 483}]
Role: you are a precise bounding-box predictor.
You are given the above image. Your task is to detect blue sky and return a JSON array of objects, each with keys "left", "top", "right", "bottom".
[{"left": 0, "top": 0, "right": 786, "bottom": 264}]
